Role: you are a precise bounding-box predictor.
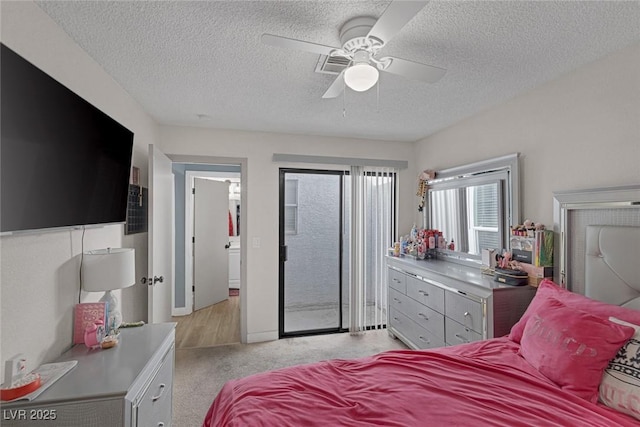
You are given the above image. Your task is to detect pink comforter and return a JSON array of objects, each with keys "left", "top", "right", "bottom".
[{"left": 203, "top": 337, "right": 640, "bottom": 426}]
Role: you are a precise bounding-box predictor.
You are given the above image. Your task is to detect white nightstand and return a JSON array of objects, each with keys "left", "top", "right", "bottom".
[{"left": 1, "top": 323, "right": 176, "bottom": 427}]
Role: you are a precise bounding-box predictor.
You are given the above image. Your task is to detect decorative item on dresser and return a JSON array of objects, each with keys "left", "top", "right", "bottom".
[
  {"left": 0, "top": 323, "right": 176, "bottom": 427},
  {"left": 387, "top": 256, "right": 536, "bottom": 349}
]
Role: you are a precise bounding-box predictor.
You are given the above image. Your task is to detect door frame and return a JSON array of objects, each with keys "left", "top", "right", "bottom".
[
  {"left": 148, "top": 144, "right": 175, "bottom": 324},
  {"left": 184, "top": 170, "right": 241, "bottom": 314},
  {"left": 169, "top": 155, "right": 248, "bottom": 344},
  {"left": 278, "top": 168, "right": 347, "bottom": 338}
]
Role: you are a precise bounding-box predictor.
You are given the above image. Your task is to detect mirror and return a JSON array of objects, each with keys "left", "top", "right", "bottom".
[
  {"left": 429, "top": 181, "right": 502, "bottom": 256},
  {"left": 425, "top": 154, "right": 520, "bottom": 263}
]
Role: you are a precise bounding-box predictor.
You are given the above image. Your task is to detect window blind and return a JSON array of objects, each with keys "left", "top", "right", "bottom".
[{"left": 348, "top": 166, "right": 397, "bottom": 333}]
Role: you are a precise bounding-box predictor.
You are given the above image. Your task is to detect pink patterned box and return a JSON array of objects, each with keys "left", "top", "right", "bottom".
[{"left": 73, "top": 302, "right": 108, "bottom": 344}]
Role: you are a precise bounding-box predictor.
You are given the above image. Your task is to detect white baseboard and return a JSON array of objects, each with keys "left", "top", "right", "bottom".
[
  {"left": 172, "top": 306, "right": 191, "bottom": 317},
  {"left": 246, "top": 330, "right": 278, "bottom": 343}
]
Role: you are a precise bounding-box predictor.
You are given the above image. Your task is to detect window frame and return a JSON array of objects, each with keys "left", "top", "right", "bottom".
[
  {"left": 424, "top": 154, "right": 520, "bottom": 265},
  {"left": 284, "top": 178, "right": 299, "bottom": 235}
]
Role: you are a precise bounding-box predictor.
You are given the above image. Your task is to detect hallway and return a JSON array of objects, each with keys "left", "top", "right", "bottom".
[{"left": 172, "top": 296, "right": 240, "bottom": 349}]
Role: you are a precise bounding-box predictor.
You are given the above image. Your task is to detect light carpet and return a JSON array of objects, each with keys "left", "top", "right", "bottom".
[{"left": 173, "top": 329, "right": 408, "bottom": 426}]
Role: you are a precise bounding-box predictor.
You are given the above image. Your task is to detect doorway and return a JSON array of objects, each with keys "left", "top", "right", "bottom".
[
  {"left": 279, "top": 169, "right": 348, "bottom": 337},
  {"left": 171, "top": 163, "right": 243, "bottom": 348},
  {"left": 279, "top": 167, "right": 397, "bottom": 338}
]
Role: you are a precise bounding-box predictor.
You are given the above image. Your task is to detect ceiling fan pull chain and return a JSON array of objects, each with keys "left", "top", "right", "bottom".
[{"left": 376, "top": 79, "right": 380, "bottom": 113}]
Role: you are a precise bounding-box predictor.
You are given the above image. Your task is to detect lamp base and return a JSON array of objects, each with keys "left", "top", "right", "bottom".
[{"left": 99, "top": 290, "right": 123, "bottom": 332}]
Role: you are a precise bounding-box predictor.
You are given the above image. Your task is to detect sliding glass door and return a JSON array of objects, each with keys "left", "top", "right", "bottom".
[
  {"left": 279, "top": 169, "right": 346, "bottom": 337},
  {"left": 279, "top": 167, "right": 396, "bottom": 338}
]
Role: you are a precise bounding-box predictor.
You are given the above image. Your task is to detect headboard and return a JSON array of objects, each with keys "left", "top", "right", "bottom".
[
  {"left": 585, "top": 225, "right": 640, "bottom": 308},
  {"left": 553, "top": 185, "right": 640, "bottom": 295}
]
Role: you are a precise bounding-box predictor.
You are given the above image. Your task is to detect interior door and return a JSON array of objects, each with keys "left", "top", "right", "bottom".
[
  {"left": 148, "top": 144, "right": 174, "bottom": 323},
  {"left": 193, "top": 178, "right": 229, "bottom": 311}
]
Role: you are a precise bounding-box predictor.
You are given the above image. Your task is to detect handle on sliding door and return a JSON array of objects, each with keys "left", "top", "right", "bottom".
[{"left": 280, "top": 245, "right": 288, "bottom": 262}]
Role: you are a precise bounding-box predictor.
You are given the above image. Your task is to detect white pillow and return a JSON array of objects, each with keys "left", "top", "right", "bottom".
[{"left": 599, "top": 317, "right": 640, "bottom": 420}]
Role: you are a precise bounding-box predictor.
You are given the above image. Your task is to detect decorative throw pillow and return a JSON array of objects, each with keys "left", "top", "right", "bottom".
[
  {"left": 509, "top": 279, "right": 640, "bottom": 344},
  {"left": 599, "top": 317, "right": 640, "bottom": 420},
  {"left": 519, "top": 297, "right": 634, "bottom": 403}
]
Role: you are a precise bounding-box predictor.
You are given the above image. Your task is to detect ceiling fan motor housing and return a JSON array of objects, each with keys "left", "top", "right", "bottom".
[{"left": 339, "top": 17, "right": 382, "bottom": 52}]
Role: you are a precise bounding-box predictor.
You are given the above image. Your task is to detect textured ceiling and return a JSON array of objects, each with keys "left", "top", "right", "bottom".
[{"left": 35, "top": 1, "right": 640, "bottom": 142}]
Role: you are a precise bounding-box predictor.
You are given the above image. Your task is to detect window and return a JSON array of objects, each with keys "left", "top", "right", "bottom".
[
  {"left": 468, "top": 182, "right": 501, "bottom": 254},
  {"left": 284, "top": 179, "right": 298, "bottom": 234}
]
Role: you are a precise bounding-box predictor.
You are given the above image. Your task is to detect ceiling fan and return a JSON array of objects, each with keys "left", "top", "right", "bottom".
[{"left": 262, "top": 1, "right": 446, "bottom": 99}]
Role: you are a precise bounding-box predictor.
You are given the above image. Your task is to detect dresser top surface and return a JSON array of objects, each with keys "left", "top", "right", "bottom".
[
  {"left": 387, "top": 256, "right": 531, "bottom": 295},
  {"left": 4, "top": 322, "right": 176, "bottom": 406}
]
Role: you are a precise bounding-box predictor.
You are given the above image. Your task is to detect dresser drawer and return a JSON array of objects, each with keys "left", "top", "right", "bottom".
[
  {"left": 389, "top": 307, "right": 414, "bottom": 338},
  {"left": 406, "top": 276, "right": 445, "bottom": 314},
  {"left": 388, "top": 268, "right": 407, "bottom": 294},
  {"left": 392, "top": 286, "right": 445, "bottom": 339},
  {"left": 389, "top": 288, "right": 413, "bottom": 317},
  {"left": 407, "top": 302, "right": 445, "bottom": 339},
  {"left": 445, "top": 291, "right": 483, "bottom": 333},
  {"left": 135, "top": 345, "right": 174, "bottom": 427},
  {"left": 390, "top": 308, "right": 445, "bottom": 350},
  {"left": 412, "top": 324, "right": 446, "bottom": 350},
  {"left": 445, "top": 317, "right": 482, "bottom": 346}
]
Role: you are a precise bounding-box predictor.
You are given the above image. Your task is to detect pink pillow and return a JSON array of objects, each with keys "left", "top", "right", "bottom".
[
  {"left": 510, "top": 279, "right": 640, "bottom": 343},
  {"left": 519, "top": 297, "right": 634, "bottom": 403}
]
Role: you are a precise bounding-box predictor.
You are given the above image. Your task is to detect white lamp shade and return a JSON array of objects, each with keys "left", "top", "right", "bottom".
[
  {"left": 344, "top": 63, "right": 379, "bottom": 92},
  {"left": 82, "top": 248, "right": 136, "bottom": 292}
]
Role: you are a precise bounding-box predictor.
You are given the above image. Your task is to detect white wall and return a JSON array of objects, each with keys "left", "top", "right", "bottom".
[
  {"left": 415, "top": 42, "right": 640, "bottom": 228},
  {"left": 0, "top": 1, "right": 158, "bottom": 376},
  {"left": 158, "top": 127, "right": 416, "bottom": 342}
]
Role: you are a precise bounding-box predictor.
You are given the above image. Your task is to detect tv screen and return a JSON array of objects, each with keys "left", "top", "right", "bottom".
[{"left": 1, "top": 44, "right": 134, "bottom": 235}]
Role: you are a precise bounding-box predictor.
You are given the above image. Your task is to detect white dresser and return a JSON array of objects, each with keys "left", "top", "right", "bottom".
[
  {"left": 387, "top": 257, "right": 535, "bottom": 350},
  {"left": 1, "top": 323, "right": 176, "bottom": 427}
]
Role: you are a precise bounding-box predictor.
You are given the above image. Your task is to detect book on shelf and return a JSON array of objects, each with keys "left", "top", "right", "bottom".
[{"left": 73, "top": 302, "right": 108, "bottom": 344}]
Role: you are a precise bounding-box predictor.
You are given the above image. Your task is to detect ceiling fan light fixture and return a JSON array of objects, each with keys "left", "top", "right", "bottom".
[{"left": 344, "top": 63, "right": 379, "bottom": 92}]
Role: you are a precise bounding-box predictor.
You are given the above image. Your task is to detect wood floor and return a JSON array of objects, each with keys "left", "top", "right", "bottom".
[{"left": 172, "top": 296, "right": 240, "bottom": 349}]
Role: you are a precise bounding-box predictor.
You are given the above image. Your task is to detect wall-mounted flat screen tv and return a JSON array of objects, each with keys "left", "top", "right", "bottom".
[{"left": 1, "top": 44, "right": 134, "bottom": 235}]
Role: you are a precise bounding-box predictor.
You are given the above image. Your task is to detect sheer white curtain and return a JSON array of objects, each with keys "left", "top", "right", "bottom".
[
  {"left": 348, "top": 166, "right": 398, "bottom": 333},
  {"left": 431, "top": 189, "right": 462, "bottom": 247}
]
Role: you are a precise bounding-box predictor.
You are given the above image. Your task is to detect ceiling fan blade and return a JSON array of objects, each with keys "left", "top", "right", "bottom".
[
  {"left": 381, "top": 56, "right": 446, "bottom": 83},
  {"left": 261, "top": 34, "right": 338, "bottom": 56},
  {"left": 322, "top": 71, "right": 345, "bottom": 99},
  {"left": 367, "top": 1, "right": 429, "bottom": 45}
]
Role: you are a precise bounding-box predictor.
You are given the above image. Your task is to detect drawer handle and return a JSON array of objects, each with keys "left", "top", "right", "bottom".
[
  {"left": 158, "top": 423, "right": 165, "bottom": 427},
  {"left": 418, "top": 336, "right": 430, "bottom": 344},
  {"left": 454, "top": 334, "right": 470, "bottom": 343},
  {"left": 464, "top": 311, "right": 470, "bottom": 317},
  {"left": 152, "top": 383, "right": 166, "bottom": 402},
  {"left": 393, "top": 317, "right": 400, "bottom": 322},
  {"left": 418, "top": 290, "right": 429, "bottom": 296},
  {"left": 393, "top": 298, "right": 401, "bottom": 303},
  {"left": 418, "top": 313, "right": 429, "bottom": 320},
  {"left": 394, "top": 278, "right": 401, "bottom": 283}
]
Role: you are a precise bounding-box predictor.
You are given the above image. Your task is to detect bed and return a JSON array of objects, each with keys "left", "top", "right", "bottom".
[{"left": 204, "top": 223, "right": 640, "bottom": 427}]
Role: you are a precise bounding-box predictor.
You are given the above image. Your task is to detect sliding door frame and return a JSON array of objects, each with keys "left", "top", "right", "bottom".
[
  {"left": 278, "top": 167, "right": 398, "bottom": 337},
  {"left": 278, "top": 168, "right": 347, "bottom": 338}
]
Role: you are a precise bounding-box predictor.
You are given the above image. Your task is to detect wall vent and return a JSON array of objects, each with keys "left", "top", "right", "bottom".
[{"left": 315, "top": 54, "right": 351, "bottom": 75}]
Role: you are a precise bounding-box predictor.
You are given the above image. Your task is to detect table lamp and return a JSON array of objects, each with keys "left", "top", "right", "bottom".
[{"left": 82, "top": 248, "right": 135, "bottom": 331}]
